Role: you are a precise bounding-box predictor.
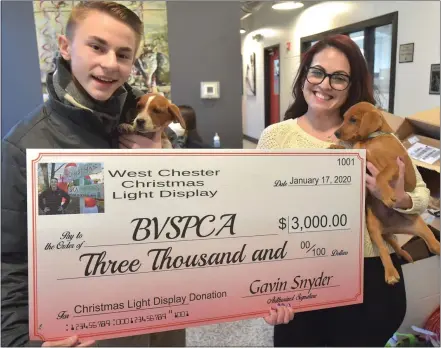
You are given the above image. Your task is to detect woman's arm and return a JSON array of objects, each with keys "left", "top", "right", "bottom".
[
  {"left": 393, "top": 162, "right": 430, "bottom": 215},
  {"left": 256, "top": 124, "right": 282, "bottom": 149}
]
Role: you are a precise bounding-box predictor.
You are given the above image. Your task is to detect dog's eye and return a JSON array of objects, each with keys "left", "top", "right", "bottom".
[
  {"left": 349, "top": 116, "right": 357, "bottom": 123},
  {"left": 153, "top": 107, "right": 161, "bottom": 113}
]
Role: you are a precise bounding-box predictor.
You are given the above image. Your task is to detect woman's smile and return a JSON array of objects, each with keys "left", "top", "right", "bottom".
[{"left": 313, "top": 91, "right": 333, "bottom": 101}]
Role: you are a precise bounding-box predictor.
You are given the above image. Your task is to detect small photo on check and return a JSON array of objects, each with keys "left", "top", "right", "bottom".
[{"left": 37, "top": 162, "right": 105, "bottom": 216}]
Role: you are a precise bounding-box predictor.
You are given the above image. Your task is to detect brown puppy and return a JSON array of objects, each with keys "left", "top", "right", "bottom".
[
  {"left": 118, "top": 93, "right": 186, "bottom": 148},
  {"left": 331, "top": 101, "right": 440, "bottom": 285}
]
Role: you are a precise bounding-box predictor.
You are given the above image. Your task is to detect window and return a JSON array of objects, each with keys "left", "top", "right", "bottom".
[
  {"left": 374, "top": 24, "right": 393, "bottom": 111},
  {"left": 300, "top": 12, "right": 398, "bottom": 113},
  {"left": 349, "top": 31, "right": 364, "bottom": 56}
]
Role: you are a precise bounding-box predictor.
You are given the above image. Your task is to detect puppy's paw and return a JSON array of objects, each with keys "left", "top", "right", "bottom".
[
  {"left": 117, "top": 123, "right": 135, "bottom": 134},
  {"left": 161, "top": 136, "right": 173, "bottom": 149},
  {"left": 381, "top": 187, "right": 397, "bottom": 208},
  {"left": 385, "top": 266, "right": 400, "bottom": 285},
  {"left": 382, "top": 196, "right": 396, "bottom": 208},
  {"left": 428, "top": 241, "right": 440, "bottom": 255},
  {"left": 328, "top": 144, "right": 346, "bottom": 149}
]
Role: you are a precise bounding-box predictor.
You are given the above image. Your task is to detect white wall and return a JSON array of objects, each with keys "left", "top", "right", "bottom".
[
  {"left": 241, "top": 2, "right": 296, "bottom": 139},
  {"left": 242, "top": 1, "right": 440, "bottom": 139}
]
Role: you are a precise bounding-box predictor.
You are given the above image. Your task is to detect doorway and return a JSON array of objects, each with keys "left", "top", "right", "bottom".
[{"left": 264, "top": 44, "right": 280, "bottom": 127}]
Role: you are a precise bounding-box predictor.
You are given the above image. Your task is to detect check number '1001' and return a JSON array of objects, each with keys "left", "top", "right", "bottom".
[{"left": 338, "top": 158, "right": 355, "bottom": 166}]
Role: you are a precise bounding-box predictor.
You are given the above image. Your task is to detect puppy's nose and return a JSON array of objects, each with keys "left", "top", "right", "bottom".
[
  {"left": 136, "top": 119, "right": 146, "bottom": 127},
  {"left": 334, "top": 131, "right": 341, "bottom": 139}
]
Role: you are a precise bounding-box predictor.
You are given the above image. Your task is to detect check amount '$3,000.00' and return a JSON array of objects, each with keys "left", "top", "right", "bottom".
[{"left": 27, "top": 149, "right": 365, "bottom": 342}]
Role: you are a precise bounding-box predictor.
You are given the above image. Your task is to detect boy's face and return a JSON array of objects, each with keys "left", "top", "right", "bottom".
[
  {"left": 59, "top": 11, "right": 138, "bottom": 101},
  {"left": 50, "top": 179, "right": 58, "bottom": 190}
]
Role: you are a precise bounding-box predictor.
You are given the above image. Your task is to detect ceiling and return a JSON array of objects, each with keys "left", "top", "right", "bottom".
[
  {"left": 240, "top": 1, "right": 322, "bottom": 20},
  {"left": 240, "top": 1, "right": 265, "bottom": 20}
]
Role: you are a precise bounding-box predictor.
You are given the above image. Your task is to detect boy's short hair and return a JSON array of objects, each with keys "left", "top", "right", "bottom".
[{"left": 66, "top": 1, "right": 143, "bottom": 55}]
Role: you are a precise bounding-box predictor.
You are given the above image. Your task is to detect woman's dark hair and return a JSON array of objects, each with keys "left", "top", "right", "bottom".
[
  {"left": 178, "top": 105, "right": 203, "bottom": 143},
  {"left": 178, "top": 105, "right": 197, "bottom": 130},
  {"left": 284, "top": 34, "right": 376, "bottom": 120}
]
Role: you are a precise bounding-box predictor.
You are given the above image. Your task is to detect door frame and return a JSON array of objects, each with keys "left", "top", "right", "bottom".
[{"left": 264, "top": 44, "right": 280, "bottom": 128}]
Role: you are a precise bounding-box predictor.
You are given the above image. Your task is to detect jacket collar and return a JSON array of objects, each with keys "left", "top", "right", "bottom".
[{"left": 45, "top": 60, "right": 138, "bottom": 139}]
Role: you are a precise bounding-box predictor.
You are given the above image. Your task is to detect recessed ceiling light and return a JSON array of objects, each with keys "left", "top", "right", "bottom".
[
  {"left": 240, "top": 28, "right": 247, "bottom": 34},
  {"left": 272, "top": 1, "right": 304, "bottom": 10},
  {"left": 241, "top": 12, "right": 252, "bottom": 20}
]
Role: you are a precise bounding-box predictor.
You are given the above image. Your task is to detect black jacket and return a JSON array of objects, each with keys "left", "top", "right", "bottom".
[
  {"left": 38, "top": 188, "right": 71, "bottom": 214},
  {"left": 0, "top": 69, "right": 186, "bottom": 346}
]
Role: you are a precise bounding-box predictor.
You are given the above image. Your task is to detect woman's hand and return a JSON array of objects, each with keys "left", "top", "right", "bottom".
[
  {"left": 263, "top": 303, "right": 294, "bottom": 325},
  {"left": 366, "top": 157, "right": 412, "bottom": 210},
  {"left": 119, "top": 129, "right": 163, "bottom": 149},
  {"left": 42, "top": 335, "right": 95, "bottom": 347}
]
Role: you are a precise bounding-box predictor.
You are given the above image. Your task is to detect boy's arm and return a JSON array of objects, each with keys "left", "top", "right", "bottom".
[
  {"left": 61, "top": 190, "right": 71, "bottom": 209},
  {"left": 38, "top": 191, "right": 46, "bottom": 211},
  {"left": 1, "top": 140, "right": 35, "bottom": 347}
]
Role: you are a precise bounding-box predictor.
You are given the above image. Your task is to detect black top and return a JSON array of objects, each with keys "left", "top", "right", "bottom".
[
  {"left": 38, "top": 188, "right": 71, "bottom": 214},
  {"left": 0, "top": 60, "right": 195, "bottom": 346}
]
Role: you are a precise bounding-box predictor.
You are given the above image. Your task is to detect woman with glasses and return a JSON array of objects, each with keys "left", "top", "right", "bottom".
[{"left": 257, "top": 34, "right": 430, "bottom": 347}]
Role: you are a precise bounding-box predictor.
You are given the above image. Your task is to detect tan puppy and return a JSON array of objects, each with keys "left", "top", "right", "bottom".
[
  {"left": 331, "top": 102, "right": 440, "bottom": 285},
  {"left": 118, "top": 93, "right": 186, "bottom": 148}
]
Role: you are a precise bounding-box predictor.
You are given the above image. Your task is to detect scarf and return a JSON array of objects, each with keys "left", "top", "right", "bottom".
[{"left": 52, "top": 58, "right": 128, "bottom": 134}]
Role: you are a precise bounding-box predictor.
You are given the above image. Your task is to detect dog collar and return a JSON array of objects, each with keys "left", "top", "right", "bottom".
[{"left": 367, "top": 131, "right": 392, "bottom": 139}]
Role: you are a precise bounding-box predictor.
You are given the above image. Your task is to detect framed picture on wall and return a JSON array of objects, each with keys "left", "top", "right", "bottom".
[
  {"left": 241, "top": 54, "right": 243, "bottom": 96},
  {"left": 399, "top": 43, "right": 414, "bottom": 63},
  {"left": 245, "top": 53, "right": 256, "bottom": 96},
  {"left": 429, "top": 64, "right": 440, "bottom": 95}
]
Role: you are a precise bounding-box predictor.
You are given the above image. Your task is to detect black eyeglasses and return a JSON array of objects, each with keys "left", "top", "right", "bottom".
[{"left": 306, "top": 67, "right": 351, "bottom": 91}]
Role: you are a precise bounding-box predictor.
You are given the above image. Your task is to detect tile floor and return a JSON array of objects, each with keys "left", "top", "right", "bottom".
[
  {"left": 242, "top": 139, "right": 258, "bottom": 149},
  {"left": 186, "top": 318, "right": 274, "bottom": 347}
]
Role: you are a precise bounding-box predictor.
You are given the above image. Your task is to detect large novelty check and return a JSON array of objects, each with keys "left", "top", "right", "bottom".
[{"left": 27, "top": 149, "right": 366, "bottom": 342}]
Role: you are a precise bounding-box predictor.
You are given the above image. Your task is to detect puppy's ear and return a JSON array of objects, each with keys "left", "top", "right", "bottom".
[
  {"left": 168, "top": 104, "right": 186, "bottom": 129},
  {"left": 136, "top": 95, "right": 149, "bottom": 112},
  {"left": 359, "top": 110, "right": 383, "bottom": 138}
]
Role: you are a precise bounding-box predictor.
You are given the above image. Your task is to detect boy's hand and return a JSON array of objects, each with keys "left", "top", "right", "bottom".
[
  {"left": 42, "top": 335, "right": 95, "bottom": 347},
  {"left": 119, "top": 129, "right": 163, "bottom": 149},
  {"left": 263, "top": 304, "right": 295, "bottom": 325}
]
